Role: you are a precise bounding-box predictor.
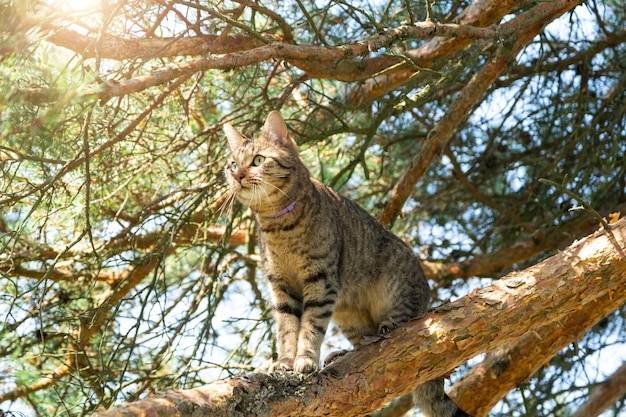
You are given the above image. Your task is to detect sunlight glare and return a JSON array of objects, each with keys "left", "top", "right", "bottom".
[
  {"left": 44, "top": 0, "right": 102, "bottom": 27},
  {"left": 47, "top": 0, "right": 102, "bottom": 16}
]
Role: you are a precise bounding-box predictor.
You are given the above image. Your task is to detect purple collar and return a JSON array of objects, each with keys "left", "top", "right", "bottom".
[{"left": 270, "top": 201, "right": 296, "bottom": 219}]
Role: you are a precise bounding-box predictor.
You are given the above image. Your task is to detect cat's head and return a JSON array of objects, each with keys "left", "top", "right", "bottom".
[{"left": 223, "top": 111, "right": 302, "bottom": 214}]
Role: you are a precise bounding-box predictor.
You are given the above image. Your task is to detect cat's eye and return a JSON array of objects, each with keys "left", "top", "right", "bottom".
[
  {"left": 230, "top": 161, "right": 238, "bottom": 172},
  {"left": 252, "top": 155, "right": 265, "bottom": 166}
]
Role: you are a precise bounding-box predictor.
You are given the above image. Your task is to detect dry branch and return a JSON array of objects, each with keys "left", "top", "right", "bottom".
[
  {"left": 4, "top": 0, "right": 584, "bottom": 111},
  {"left": 10, "top": 2, "right": 564, "bottom": 104},
  {"left": 93, "top": 219, "right": 626, "bottom": 417},
  {"left": 33, "top": 19, "right": 505, "bottom": 64}
]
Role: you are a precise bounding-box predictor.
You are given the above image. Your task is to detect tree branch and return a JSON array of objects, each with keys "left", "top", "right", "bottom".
[
  {"left": 33, "top": 19, "right": 508, "bottom": 64},
  {"left": 6, "top": 0, "right": 587, "bottom": 107},
  {"left": 10, "top": 5, "right": 558, "bottom": 104},
  {"left": 377, "top": 0, "right": 582, "bottom": 226},
  {"left": 343, "top": 0, "right": 530, "bottom": 105},
  {"left": 93, "top": 218, "right": 626, "bottom": 417},
  {"left": 570, "top": 361, "right": 626, "bottom": 417},
  {"left": 422, "top": 201, "right": 626, "bottom": 285},
  {"left": 450, "top": 262, "right": 626, "bottom": 415},
  {"left": 0, "top": 74, "right": 188, "bottom": 206}
]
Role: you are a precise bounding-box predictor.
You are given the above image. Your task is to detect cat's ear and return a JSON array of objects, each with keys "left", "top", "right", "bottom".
[
  {"left": 223, "top": 123, "right": 248, "bottom": 151},
  {"left": 262, "top": 111, "right": 297, "bottom": 151}
]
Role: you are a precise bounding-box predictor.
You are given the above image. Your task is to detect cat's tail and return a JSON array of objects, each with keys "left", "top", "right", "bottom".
[{"left": 412, "top": 379, "right": 473, "bottom": 417}]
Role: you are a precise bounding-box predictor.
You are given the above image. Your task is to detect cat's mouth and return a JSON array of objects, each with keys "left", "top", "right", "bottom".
[
  {"left": 233, "top": 176, "right": 287, "bottom": 210},
  {"left": 235, "top": 184, "right": 264, "bottom": 205}
]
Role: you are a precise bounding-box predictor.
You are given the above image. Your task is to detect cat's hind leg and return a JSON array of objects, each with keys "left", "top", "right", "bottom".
[{"left": 323, "top": 349, "right": 350, "bottom": 367}]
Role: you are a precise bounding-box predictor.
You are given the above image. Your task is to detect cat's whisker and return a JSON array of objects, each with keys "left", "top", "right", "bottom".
[
  {"left": 256, "top": 182, "right": 280, "bottom": 214},
  {"left": 215, "top": 193, "right": 230, "bottom": 218},
  {"left": 260, "top": 178, "right": 291, "bottom": 201},
  {"left": 257, "top": 179, "right": 292, "bottom": 214},
  {"left": 216, "top": 192, "right": 237, "bottom": 220},
  {"left": 246, "top": 183, "right": 262, "bottom": 210},
  {"left": 226, "top": 193, "right": 237, "bottom": 219}
]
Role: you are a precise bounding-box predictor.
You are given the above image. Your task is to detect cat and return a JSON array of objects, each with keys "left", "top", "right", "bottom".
[{"left": 223, "top": 110, "right": 472, "bottom": 417}]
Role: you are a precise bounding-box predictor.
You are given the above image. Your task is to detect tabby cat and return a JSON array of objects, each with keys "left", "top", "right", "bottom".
[{"left": 223, "top": 111, "right": 471, "bottom": 417}]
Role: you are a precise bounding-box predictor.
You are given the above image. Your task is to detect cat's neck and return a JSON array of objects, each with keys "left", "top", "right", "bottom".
[
  {"left": 269, "top": 201, "right": 297, "bottom": 218},
  {"left": 254, "top": 199, "right": 299, "bottom": 223}
]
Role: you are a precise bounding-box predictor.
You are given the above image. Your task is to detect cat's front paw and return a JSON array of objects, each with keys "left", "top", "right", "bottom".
[
  {"left": 269, "top": 356, "right": 294, "bottom": 372},
  {"left": 293, "top": 355, "right": 319, "bottom": 374}
]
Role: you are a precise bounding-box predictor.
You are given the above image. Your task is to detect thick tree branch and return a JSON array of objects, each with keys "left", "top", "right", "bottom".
[
  {"left": 5, "top": 1, "right": 583, "bottom": 108},
  {"left": 83, "top": 18, "right": 498, "bottom": 101},
  {"left": 93, "top": 219, "right": 626, "bottom": 417},
  {"left": 343, "top": 0, "right": 529, "bottom": 105},
  {"left": 34, "top": 20, "right": 508, "bottom": 65},
  {"left": 449, "top": 268, "right": 626, "bottom": 415},
  {"left": 14, "top": 10, "right": 267, "bottom": 60},
  {"left": 9, "top": 3, "right": 559, "bottom": 104},
  {"left": 49, "top": 31, "right": 267, "bottom": 60}
]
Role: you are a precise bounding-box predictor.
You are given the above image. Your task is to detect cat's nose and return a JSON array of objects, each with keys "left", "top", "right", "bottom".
[{"left": 234, "top": 169, "right": 246, "bottom": 182}]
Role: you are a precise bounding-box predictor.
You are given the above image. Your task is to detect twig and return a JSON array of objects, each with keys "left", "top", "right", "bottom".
[
  {"left": 0, "top": 75, "right": 192, "bottom": 206},
  {"left": 295, "top": 0, "right": 328, "bottom": 46},
  {"left": 539, "top": 178, "right": 625, "bottom": 259}
]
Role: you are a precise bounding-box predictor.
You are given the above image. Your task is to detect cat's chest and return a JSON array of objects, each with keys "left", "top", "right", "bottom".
[
  {"left": 260, "top": 233, "right": 334, "bottom": 287},
  {"left": 262, "top": 242, "right": 312, "bottom": 278}
]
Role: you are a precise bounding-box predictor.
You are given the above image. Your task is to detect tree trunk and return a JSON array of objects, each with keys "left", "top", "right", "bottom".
[{"left": 93, "top": 219, "right": 626, "bottom": 417}]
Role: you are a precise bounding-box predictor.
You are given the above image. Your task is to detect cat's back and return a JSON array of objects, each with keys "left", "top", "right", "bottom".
[
  {"left": 312, "top": 179, "right": 429, "bottom": 336},
  {"left": 312, "top": 179, "right": 411, "bottom": 253},
  {"left": 258, "top": 174, "right": 425, "bottom": 289},
  {"left": 312, "top": 179, "right": 423, "bottom": 278}
]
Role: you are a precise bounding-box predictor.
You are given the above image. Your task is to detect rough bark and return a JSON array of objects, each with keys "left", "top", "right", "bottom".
[
  {"left": 92, "top": 219, "right": 626, "bottom": 417},
  {"left": 449, "top": 273, "right": 626, "bottom": 416}
]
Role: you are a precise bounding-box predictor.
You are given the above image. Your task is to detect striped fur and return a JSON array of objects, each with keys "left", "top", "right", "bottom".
[{"left": 224, "top": 111, "right": 472, "bottom": 417}]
